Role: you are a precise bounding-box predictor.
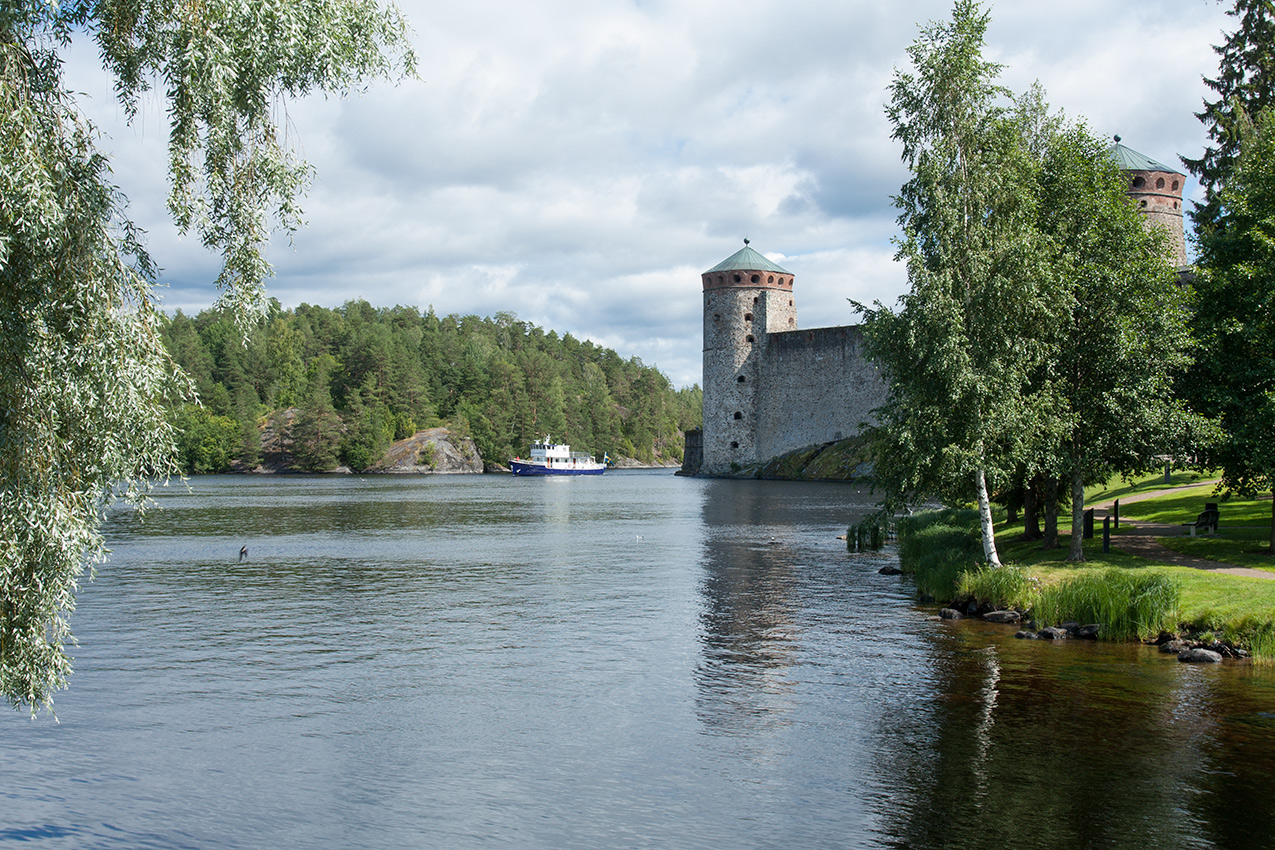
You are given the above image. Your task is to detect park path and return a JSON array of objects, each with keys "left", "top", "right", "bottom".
[{"left": 1089, "top": 479, "right": 1275, "bottom": 580}]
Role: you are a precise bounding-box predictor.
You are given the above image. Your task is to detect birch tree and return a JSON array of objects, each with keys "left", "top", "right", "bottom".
[
  {"left": 0, "top": 1, "right": 413, "bottom": 711},
  {"left": 1032, "top": 122, "right": 1195, "bottom": 561},
  {"left": 859, "top": 0, "right": 1054, "bottom": 566}
]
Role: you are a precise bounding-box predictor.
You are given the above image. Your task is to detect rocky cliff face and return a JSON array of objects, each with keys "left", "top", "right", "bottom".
[
  {"left": 248, "top": 412, "right": 482, "bottom": 474},
  {"left": 370, "top": 427, "right": 484, "bottom": 474}
]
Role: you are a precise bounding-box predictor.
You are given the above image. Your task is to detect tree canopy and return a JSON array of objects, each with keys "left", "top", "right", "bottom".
[
  {"left": 161, "top": 302, "right": 701, "bottom": 474},
  {"left": 861, "top": 0, "right": 1054, "bottom": 567},
  {"left": 1181, "top": 0, "right": 1275, "bottom": 232},
  {"left": 1187, "top": 107, "right": 1275, "bottom": 554},
  {"left": 861, "top": 0, "right": 1198, "bottom": 564},
  {"left": 0, "top": 0, "right": 413, "bottom": 712}
]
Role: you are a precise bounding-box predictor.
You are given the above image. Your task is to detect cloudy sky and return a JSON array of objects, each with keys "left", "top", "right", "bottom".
[{"left": 65, "top": 0, "right": 1235, "bottom": 387}]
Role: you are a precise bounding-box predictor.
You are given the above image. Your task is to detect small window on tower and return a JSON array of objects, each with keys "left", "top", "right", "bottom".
[
  {"left": 750, "top": 274, "right": 760, "bottom": 283},
  {"left": 733, "top": 411, "right": 742, "bottom": 420},
  {"left": 1140, "top": 200, "right": 1147, "bottom": 207},
  {"left": 1133, "top": 176, "right": 1146, "bottom": 188},
  {"left": 752, "top": 296, "right": 759, "bottom": 304},
  {"left": 737, "top": 375, "right": 746, "bottom": 383},
  {"left": 767, "top": 275, "right": 774, "bottom": 283},
  {"left": 744, "top": 312, "right": 753, "bottom": 322},
  {"left": 713, "top": 313, "right": 721, "bottom": 321},
  {"left": 733, "top": 274, "right": 742, "bottom": 283},
  {"left": 730, "top": 441, "right": 739, "bottom": 449},
  {"left": 788, "top": 318, "right": 795, "bottom": 326},
  {"left": 1172, "top": 180, "right": 1180, "bottom": 191},
  {"left": 1156, "top": 177, "right": 1165, "bottom": 189},
  {"left": 746, "top": 334, "right": 755, "bottom": 343},
  {"left": 788, "top": 300, "right": 793, "bottom": 306}
]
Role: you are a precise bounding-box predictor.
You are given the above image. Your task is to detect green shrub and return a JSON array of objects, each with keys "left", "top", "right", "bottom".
[
  {"left": 1035, "top": 569, "right": 1181, "bottom": 641},
  {"left": 896, "top": 509, "right": 983, "bottom": 599},
  {"left": 959, "top": 564, "right": 1039, "bottom": 611}
]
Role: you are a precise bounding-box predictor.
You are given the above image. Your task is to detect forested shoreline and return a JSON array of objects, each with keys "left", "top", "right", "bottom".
[{"left": 161, "top": 301, "right": 702, "bottom": 474}]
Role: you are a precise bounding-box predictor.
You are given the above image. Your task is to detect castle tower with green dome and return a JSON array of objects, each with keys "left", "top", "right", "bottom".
[
  {"left": 1109, "top": 137, "right": 1189, "bottom": 270},
  {"left": 700, "top": 240, "right": 797, "bottom": 473},
  {"left": 695, "top": 240, "right": 885, "bottom": 476}
]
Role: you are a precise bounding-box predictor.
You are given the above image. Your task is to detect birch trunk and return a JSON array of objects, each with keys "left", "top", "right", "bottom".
[
  {"left": 975, "top": 467, "right": 1002, "bottom": 567},
  {"left": 1068, "top": 469, "right": 1085, "bottom": 561}
]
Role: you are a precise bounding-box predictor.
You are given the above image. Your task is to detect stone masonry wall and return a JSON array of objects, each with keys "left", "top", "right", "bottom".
[{"left": 754, "top": 324, "right": 886, "bottom": 463}]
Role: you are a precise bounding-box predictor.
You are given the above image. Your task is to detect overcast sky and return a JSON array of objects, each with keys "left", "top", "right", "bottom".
[{"left": 65, "top": 0, "right": 1235, "bottom": 387}]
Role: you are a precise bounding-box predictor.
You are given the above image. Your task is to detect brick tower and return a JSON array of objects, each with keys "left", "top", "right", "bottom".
[
  {"left": 1109, "top": 136, "right": 1189, "bottom": 270},
  {"left": 700, "top": 240, "right": 796, "bottom": 475}
]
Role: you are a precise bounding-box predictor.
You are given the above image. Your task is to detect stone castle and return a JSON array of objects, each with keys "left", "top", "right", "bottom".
[{"left": 681, "top": 139, "right": 1188, "bottom": 477}]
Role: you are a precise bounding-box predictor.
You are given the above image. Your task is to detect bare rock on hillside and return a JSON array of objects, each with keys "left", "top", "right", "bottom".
[{"left": 372, "top": 427, "right": 483, "bottom": 474}]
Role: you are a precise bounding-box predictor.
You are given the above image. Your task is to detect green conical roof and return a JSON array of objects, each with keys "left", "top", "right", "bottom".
[
  {"left": 704, "top": 241, "right": 792, "bottom": 275},
  {"left": 1108, "top": 137, "right": 1184, "bottom": 176}
]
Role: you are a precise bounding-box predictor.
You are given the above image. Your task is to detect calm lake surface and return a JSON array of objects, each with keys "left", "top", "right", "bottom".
[{"left": 4, "top": 471, "right": 1275, "bottom": 849}]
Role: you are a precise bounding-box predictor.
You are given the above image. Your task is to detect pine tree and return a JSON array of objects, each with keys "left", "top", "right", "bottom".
[{"left": 1181, "top": 0, "right": 1275, "bottom": 231}]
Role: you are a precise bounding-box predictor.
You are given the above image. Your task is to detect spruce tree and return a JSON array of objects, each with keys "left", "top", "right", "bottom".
[{"left": 1181, "top": 0, "right": 1275, "bottom": 230}]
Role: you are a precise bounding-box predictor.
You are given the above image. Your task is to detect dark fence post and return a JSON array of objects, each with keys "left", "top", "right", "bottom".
[
  {"left": 1102, "top": 516, "right": 1110, "bottom": 553},
  {"left": 1083, "top": 508, "right": 1095, "bottom": 539},
  {"left": 1113, "top": 499, "right": 1119, "bottom": 529}
]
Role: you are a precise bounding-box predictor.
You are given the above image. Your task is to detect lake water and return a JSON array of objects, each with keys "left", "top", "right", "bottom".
[{"left": 4, "top": 472, "right": 1275, "bottom": 849}]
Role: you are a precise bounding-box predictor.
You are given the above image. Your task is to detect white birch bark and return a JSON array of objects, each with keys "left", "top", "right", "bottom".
[{"left": 975, "top": 467, "right": 1002, "bottom": 567}]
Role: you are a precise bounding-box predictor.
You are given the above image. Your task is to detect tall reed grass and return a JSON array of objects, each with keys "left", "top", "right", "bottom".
[
  {"left": 958, "top": 564, "right": 1039, "bottom": 612},
  {"left": 1034, "top": 569, "right": 1182, "bottom": 641},
  {"left": 896, "top": 508, "right": 983, "bottom": 599}
]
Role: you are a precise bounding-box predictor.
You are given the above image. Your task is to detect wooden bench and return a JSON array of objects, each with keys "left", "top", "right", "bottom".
[{"left": 1189, "top": 506, "right": 1219, "bottom": 536}]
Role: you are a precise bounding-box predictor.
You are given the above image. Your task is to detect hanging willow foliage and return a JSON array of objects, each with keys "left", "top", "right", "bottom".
[{"left": 0, "top": 1, "right": 413, "bottom": 712}]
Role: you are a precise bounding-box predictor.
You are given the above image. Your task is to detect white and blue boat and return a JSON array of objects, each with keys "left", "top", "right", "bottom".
[{"left": 511, "top": 437, "right": 606, "bottom": 476}]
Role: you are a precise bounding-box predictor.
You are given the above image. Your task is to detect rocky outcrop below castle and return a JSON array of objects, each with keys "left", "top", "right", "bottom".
[{"left": 685, "top": 435, "right": 873, "bottom": 482}]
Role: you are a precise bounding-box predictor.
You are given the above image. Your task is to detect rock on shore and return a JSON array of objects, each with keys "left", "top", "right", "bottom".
[{"left": 371, "top": 427, "right": 484, "bottom": 474}]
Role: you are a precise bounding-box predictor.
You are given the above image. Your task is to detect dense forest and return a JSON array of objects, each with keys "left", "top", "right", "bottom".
[{"left": 161, "top": 301, "right": 702, "bottom": 473}]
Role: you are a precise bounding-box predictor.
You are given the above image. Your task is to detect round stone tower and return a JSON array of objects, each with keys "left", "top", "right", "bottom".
[
  {"left": 700, "top": 240, "right": 795, "bottom": 475},
  {"left": 1109, "top": 136, "right": 1189, "bottom": 270}
]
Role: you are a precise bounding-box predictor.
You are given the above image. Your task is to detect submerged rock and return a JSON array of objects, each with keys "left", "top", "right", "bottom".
[
  {"left": 1015, "top": 630, "right": 1039, "bottom": 640},
  {"left": 1038, "top": 626, "right": 1069, "bottom": 640},
  {"left": 939, "top": 608, "right": 963, "bottom": 620},
  {"left": 983, "top": 610, "right": 1022, "bottom": 624},
  {"left": 1178, "top": 648, "right": 1224, "bottom": 664}
]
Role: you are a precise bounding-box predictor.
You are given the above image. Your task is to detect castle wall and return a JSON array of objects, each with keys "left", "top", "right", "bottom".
[{"left": 754, "top": 325, "right": 886, "bottom": 463}]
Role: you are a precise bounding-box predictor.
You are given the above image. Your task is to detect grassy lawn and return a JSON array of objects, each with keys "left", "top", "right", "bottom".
[
  {"left": 989, "top": 519, "right": 1275, "bottom": 654},
  {"left": 1084, "top": 469, "right": 1219, "bottom": 504},
  {"left": 1086, "top": 483, "right": 1275, "bottom": 571},
  {"left": 1113, "top": 484, "right": 1271, "bottom": 525}
]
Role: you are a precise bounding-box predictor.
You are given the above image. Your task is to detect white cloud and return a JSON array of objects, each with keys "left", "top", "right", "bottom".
[{"left": 60, "top": 0, "right": 1235, "bottom": 386}]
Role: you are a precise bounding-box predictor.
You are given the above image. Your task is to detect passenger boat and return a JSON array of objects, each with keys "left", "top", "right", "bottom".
[{"left": 510, "top": 437, "right": 607, "bottom": 476}]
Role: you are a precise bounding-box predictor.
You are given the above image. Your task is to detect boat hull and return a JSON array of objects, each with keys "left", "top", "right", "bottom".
[{"left": 510, "top": 459, "right": 605, "bottom": 476}]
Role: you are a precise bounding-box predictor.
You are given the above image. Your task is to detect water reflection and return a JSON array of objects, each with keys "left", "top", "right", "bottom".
[
  {"left": 7, "top": 474, "right": 1275, "bottom": 849},
  {"left": 874, "top": 623, "right": 1275, "bottom": 850},
  {"left": 695, "top": 482, "right": 801, "bottom": 736},
  {"left": 693, "top": 479, "right": 876, "bottom": 739}
]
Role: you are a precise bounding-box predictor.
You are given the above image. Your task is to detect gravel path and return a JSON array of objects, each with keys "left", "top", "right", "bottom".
[{"left": 1087, "top": 480, "right": 1274, "bottom": 580}]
